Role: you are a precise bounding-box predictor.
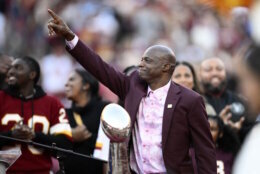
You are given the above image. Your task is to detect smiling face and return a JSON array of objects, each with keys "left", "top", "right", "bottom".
[
  {"left": 7, "top": 59, "right": 33, "bottom": 88},
  {"left": 138, "top": 51, "right": 164, "bottom": 83},
  {"left": 138, "top": 45, "right": 175, "bottom": 85},
  {"left": 172, "top": 64, "right": 194, "bottom": 90},
  {"left": 65, "top": 71, "right": 86, "bottom": 101},
  {"left": 200, "top": 58, "right": 227, "bottom": 94}
]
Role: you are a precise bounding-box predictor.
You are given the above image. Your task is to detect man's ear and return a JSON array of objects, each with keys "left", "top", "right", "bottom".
[
  {"left": 29, "top": 71, "right": 37, "bottom": 81},
  {"left": 162, "top": 63, "right": 174, "bottom": 73},
  {"left": 162, "top": 64, "right": 170, "bottom": 72}
]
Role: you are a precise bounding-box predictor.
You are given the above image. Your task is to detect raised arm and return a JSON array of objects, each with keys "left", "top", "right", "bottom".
[{"left": 47, "top": 9, "right": 130, "bottom": 100}]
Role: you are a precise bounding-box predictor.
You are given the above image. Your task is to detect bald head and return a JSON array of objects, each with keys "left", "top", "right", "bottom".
[
  {"left": 200, "top": 58, "right": 227, "bottom": 94},
  {"left": 144, "top": 45, "right": 176, "bottom": 65},
  {"left": 201, "top": 58, "right": 225, "bottom": 70}
]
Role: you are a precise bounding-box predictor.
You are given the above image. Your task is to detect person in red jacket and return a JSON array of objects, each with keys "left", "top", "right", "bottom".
[{"left": 0, "top": 56, "right": 72, "bottom": 174}]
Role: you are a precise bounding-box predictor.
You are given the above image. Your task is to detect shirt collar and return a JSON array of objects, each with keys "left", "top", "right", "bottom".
[{"left": 147, "top": 80, "right": 171, "bottom": 96}]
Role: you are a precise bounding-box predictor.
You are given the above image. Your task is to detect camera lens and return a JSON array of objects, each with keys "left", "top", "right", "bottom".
[{"left": 230, "top": 102, "right": 245, "bottom": 115}]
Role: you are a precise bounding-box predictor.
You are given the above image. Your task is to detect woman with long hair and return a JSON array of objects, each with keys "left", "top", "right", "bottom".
[
  {"left": 172, "top": 61, "right": 216, "bottom": 116},
  {"left": 64, "top": 69, "right": 109, "bottom": 174},
  {"left": 172, "top": 61, "right": 200, "bottom": 92}
]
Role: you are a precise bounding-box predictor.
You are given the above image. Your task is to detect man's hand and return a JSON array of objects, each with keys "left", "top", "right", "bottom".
[
  {"left": 47, "top": 9, "right": 75, "bottom": 41},
  {"left": 72, "top": 125, "right": 92, "bottom": 142},
  {"left": 219, "top": 105, "right": 245, "bottom": 132},
  {"left": 0, "top": 56, "right": 13, "bottom": 75},
  {"left": 227, "top": 116, "right": 245, "bottom": 132},
  {"left": 219, "top": 105, "right": 232, "bottom": 125},
  {"left": 12, "top": 121, "right": 35, "bottom": 140}
]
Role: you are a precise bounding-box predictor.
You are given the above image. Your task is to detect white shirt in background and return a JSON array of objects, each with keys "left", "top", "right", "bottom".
[{"left": 233, "top": 123, "right": 260, "bottom": 174}]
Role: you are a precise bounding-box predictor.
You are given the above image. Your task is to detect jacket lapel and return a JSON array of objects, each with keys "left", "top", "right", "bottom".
[
  {"left": 129, "top": 74, "right": 147, "bottom": 128},
  {"left": 162, "top": 82, "right": 181, "bottom": 149}
]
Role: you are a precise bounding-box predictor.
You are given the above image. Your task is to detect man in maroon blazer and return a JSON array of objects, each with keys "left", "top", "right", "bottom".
[{"left": 47, "top": 9, "right": 216, "bottom": 174}]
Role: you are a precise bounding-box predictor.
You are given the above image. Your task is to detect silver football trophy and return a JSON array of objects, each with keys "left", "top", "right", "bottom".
[
  {"left": 101, "top": 103, "right": 131, "bottom": 142},
  {"left": 101, "top": 103, "right": 131, "bottom": 174}
]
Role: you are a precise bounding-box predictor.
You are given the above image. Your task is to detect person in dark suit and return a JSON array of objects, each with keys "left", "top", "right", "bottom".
[{"left": 47, "top": 9, "right": 216, "bottom": 174}]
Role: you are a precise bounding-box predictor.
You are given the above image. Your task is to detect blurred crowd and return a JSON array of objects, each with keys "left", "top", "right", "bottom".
[
  {"left": 0, "top": 0, "right": 253, "bottom": 100},
  {"left": 0, "top": 0, "right": 259, "bottom": 174}
]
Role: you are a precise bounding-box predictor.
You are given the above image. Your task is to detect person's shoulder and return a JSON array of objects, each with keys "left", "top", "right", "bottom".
[
  {"left": 226, "top": 90, "right": 247, "bottom": 108},
  {"left": 175, "top": 82, "right": 201, "bottom": 99},
  {"left": 41, "top": 95, "right": 63, "bottom": 105},
  {"left": 0, "top": 90, "right": 17, "bottom": 106},
  {"left": 172, "top": 83, "right": 203, "bottom": 107},
  {"left": 94, "top": 98, "right": 110, "bottom": 109},
  {"left": 128, "top": 70, "right": 139, "bottom": 80},
  {"left": 226, "top": 90, "right": 243, "bottom": 100},
  {"left": 0, "top": 90, "right": 5, "bottom": 95},
  {"left": 0, "top": 90, "right": 8, "bottom": 102},
  {"left": 0, "top": 90, "right": 10, "bottom": 98}
]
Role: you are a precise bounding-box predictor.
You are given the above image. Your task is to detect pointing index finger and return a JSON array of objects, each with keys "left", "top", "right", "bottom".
[{"left": 48, "top": 9, "right": 59, "bottom": 20}]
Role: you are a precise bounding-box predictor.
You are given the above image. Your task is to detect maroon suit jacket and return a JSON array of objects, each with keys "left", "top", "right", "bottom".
[{"left": 67, "top": 40, "right": 217, "bottom": 174}]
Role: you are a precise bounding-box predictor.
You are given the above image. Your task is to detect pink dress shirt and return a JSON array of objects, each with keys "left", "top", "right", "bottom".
[{"left": 130, "top": 81, "right": 171, "bottom": 174}]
